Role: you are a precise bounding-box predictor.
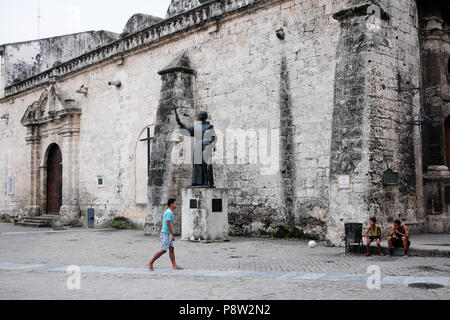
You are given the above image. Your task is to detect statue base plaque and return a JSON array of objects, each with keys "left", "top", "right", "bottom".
[{"left": 182, "top": 187, "right": 229, "bottom": 242}]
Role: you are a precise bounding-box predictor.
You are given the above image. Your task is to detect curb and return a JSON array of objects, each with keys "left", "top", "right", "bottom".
[{"left": 364, "top": 246, "right": 450, "bottom": 258}]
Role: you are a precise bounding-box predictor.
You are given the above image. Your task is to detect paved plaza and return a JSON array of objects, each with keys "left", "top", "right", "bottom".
[{"left": 0, "top": 223, "right": 449, "bottom": 300}]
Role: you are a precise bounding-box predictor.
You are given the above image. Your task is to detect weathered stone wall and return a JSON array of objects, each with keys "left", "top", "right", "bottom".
[
  {"left": 417, "top": 0, "right": 450, "bottom": 232},
  {"left": 0, "top": 0, "right": 428, "bottom": 243},
  {"left": 328, "top": 0, "right": 424, "bottom": 243},
  {"left": 1, "top": 0, "right": 342, "bottom": 234},
  {"left": 0, "top": 31, "right": 119, "bottom": 91},
  {"left": 193, "top": 0, "right": 343, "bottom": 238},
  {"left": 365, "top": 0, "right": 425, "bottom": 234},
  {"left": 145, "top": 53, "right": 195, "bottom": 235},
  {"left": 0, "top": 91, "right": 37, "bottom": 220}
]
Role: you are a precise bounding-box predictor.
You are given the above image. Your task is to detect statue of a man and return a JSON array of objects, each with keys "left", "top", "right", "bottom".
[{"left": 174, "top": 107, "right": 217, "bottom": 188}]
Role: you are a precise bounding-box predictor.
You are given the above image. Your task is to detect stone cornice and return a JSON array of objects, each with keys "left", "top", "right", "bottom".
[
  {"left": 22, "top": 108, "right": 82, "bottom": 128},
  {"left": 333, "top": 1, "right": 389, "bottom": 22},
  {"left": 1, "top": 0, "right": 270, "bottom": 101},
  {"left": 158, "top": 51, "right": 196, "bottom": 75}
]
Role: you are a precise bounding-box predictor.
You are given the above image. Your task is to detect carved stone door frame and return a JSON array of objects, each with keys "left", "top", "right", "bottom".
[{"left": 21, "top": 82, "right": 81, "bottom": 218}]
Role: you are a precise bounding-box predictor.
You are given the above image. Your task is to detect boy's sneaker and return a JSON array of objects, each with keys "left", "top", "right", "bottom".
[{"left": 145, "top": 265, "right": 155, "bottom": 272}]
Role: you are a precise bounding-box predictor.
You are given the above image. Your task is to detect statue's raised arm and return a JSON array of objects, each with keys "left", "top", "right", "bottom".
[
  {"left": 174, "top": 106, "right": 194, "bottom": 137},
  {"left": 173, "top": 107, "right": 216, "bottom": 188}
]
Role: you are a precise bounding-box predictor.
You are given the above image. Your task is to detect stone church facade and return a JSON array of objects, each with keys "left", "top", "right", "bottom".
[{"left": 0, "top": 0, "right": 449, "bottom": 245}]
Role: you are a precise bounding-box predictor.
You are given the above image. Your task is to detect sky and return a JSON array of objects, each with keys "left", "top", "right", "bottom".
[{"left": 0, "top": 0, "right": 172, "bottom": 44}]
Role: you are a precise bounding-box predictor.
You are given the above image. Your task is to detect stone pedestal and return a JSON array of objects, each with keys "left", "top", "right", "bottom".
[{"left": 182, "top": 188, "right": 229, "bottom": 242}]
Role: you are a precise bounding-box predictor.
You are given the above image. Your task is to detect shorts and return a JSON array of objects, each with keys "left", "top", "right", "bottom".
[
  {"left": 368, "top": 236, "right": 381, "bottom": 242},
  {"left": 160, "top": 232, "right": 174, "bottom": 252},
  {"left": 392, "top": 237, "right": 411, "bottom": 248}
]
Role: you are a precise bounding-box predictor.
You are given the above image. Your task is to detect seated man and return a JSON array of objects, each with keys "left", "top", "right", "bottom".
[
  {"left": 365, "top": 217, "right": 384, "bottom": 257},
  {"left": 388, "top": 219, "right": 411, "bottom": 257}
]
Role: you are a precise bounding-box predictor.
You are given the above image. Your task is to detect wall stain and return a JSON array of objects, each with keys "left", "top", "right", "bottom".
[{"left": 279, "top": 56, "right": 296, "bottom": 226}]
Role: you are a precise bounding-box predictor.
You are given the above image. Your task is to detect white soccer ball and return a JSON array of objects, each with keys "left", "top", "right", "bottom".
[{"left": 308, "top": 241, "right": 317, "bottom": 249}]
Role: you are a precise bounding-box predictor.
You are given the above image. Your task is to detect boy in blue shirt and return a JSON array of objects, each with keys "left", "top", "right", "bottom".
[{"left": 146, "top": 199, "right": 183, "bottom": 271}]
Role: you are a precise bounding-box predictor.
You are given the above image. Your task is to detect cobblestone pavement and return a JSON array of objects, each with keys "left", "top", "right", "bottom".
[{"left": 0, "top": 224, "right": 449, "bottom": 300}]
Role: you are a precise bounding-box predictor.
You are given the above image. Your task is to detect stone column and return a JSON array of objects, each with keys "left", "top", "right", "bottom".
[
  {"left": 56, "top": 114, "right": 81, "bottom": 226},
  {"left": 420, "top": 7, "right": 446, "bottom": 169},
  {"left": 329, "top": 0, "right": 425, "bottom": 244},
  {"left": 418, "top": 2, "right": 450, "bottom": 232},
  {"left": 24, "top": 126, "right": 41, "bottom": 217},
  {"left": 144, "top": 52, "right": 195, "bottom": 236},
  {"left": 424, "top": 166, "right": 450, "bottom": 233},
  {"left": 329, "top": 1, "right": 406, "bottom": 245}
]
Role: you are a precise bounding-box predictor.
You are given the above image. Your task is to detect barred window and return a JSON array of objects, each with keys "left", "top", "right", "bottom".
[{"left": 7, "top": 176, "right": 14, "bottom": 196}]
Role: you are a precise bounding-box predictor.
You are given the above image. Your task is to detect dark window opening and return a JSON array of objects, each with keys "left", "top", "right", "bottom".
[
  {"left": 212, "top": 199, "right": 223, "bottom": 213},
  {"left": 190, "top": 199, "right": 198, "bottom": 209},
  {"left": 447, "top": 56, "right": 450, "bottom": 82}
]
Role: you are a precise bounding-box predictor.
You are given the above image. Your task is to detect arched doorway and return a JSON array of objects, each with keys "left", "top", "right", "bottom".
[
  {"left": 444, "top": 117, "right": 450, "bottom": 208},
  {"left": 445, "top": 117, "right": 450, "bottom": 168},
  {"left": 47, "top": 144, "right": 62, "bottom": 215}
]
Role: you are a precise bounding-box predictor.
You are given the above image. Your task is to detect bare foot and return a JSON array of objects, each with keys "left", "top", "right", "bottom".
[
  {"left": 365, "top": 253, "right": 371, "bottom": 257},
  {"left": 379, "top": 253, "right": 385, "bottom": 257}
]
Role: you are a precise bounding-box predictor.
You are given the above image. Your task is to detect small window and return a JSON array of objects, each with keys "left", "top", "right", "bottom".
[
  {"left": 97, "top": 176, "right": 104, "bottom": 187},
  {"left": 212, "top": 199, "right": 223, "bottom": 213},
  {"left": 190, "top": 199, "right": 198, "bottom": 209},
  {"left": 7, "top": 176, "right": 14, "bottom": 195}
]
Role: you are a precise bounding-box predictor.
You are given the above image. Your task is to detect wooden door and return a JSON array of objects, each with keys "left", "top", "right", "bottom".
[
  {"left": 445, "top": 117, "right": 450, "bottom": 169},
  {"left": 47, "top": 145, "right": 62, "bottom": 215},
  {"left": 445, "top": 117, "right": 450, "bottom": 208}
]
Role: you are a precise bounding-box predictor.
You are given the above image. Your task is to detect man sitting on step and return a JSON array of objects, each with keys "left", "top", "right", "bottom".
[{"left": 388, "top": 219, "right": 411, "bottom": 257}]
